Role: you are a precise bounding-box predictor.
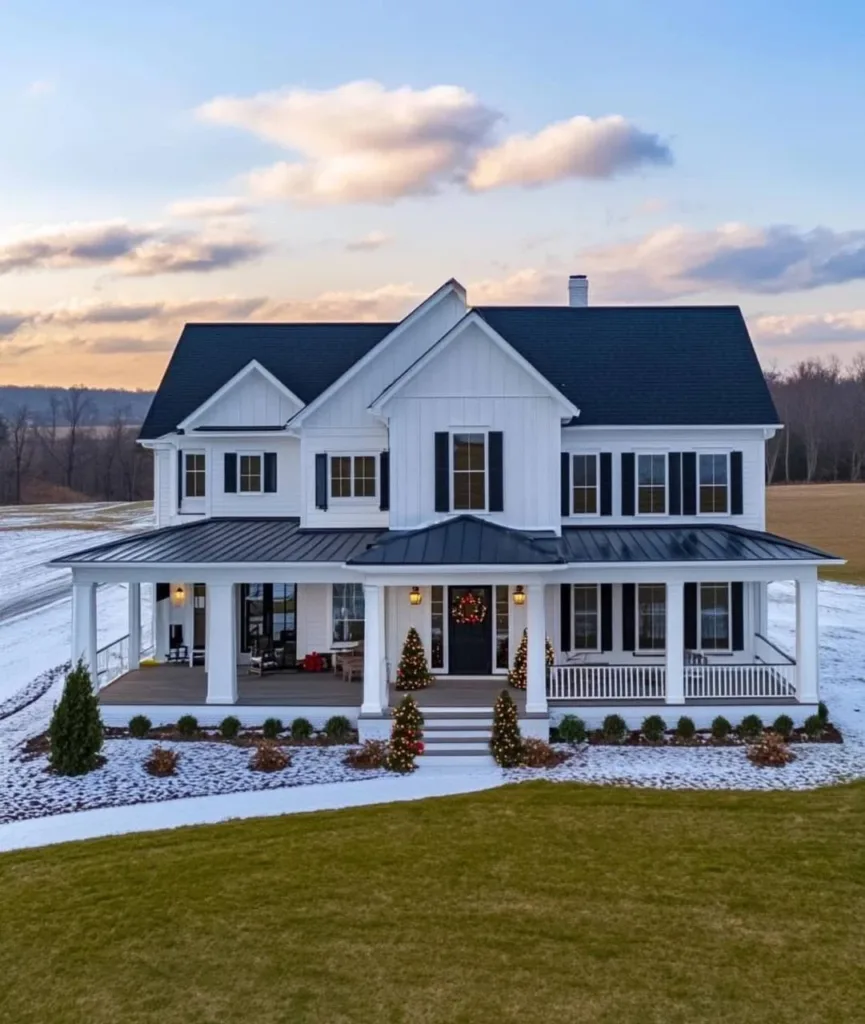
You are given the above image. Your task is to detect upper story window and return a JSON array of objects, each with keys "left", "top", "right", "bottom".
[
  {"left": 330, "top": 454, "right": 377, "bottom": 500},
  {"left": 452, "top": 432, "right": 486, "bottom": 511},
  {"left": 637, "top": 583, "right": 666, "bottom": 650},
  {"left": 637, "top": 454, "right": 667, "bottom": 515},
  {"left": 184, "top": 452, "right": 205, "bottom": 498},
  {"left": 698, "top": 454, "right": 729, "bottom": 514},
  {"left": 699, "top": 582, "right": 730, "bottom": 650},
  {"left": 239, "top": 453, "right": 262, "bottom": 493},
  {"left": 572, "top": 584, "right": 601, "bottom": 650},
  {"left": 572, "top": 454, "right": 598, "bottom": 515}
]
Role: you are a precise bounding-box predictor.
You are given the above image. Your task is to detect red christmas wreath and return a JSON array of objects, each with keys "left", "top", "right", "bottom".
[{"left": 452, "top": 590, "right": 488, "bottom": 625}]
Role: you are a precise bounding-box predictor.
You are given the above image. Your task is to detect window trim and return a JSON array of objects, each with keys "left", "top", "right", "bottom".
[
  {"left": 571, "top": 453, "right": 599, "bottom": 517},
  {"left": 635, "top": 452, "right": 669, "bottom": 517},
  {"left": 571, "top": 583, "right": 602, "bottom": 653},
  {"left": 328, "top": 452, "right": 378, "bottom": 502},
  {"left": 696, "top": 451, "right": 731, "bottom": 517},
  {"left": 183, "top": 450, "right": 206, "bottom": 499},
  {"left": 636, "top": 582, "right": 667, "bottom": 652},
  {"left": 697, "top": 581, "right": 732, "bottom": 651},
  {"left": 449, "top": 429, "right": 489, "bottom": 513},
  {"left": 237, "top": 451, "right": 264, "bottom": 495}
]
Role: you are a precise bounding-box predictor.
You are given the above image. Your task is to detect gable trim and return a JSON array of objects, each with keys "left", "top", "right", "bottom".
[
  {"left": 177, "top": 360, "right": 304, "bottom": 432},
  {"left": 368, "top": 311, "right": 581, "bottom": 418}
]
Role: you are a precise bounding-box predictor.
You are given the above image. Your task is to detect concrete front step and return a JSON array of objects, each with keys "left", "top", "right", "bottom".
[
  {"left": 423, "top": 726, "right": 491, "bottom": 738},
  {"left": 420, "top": 744, "right": 492, "bottom": 756},
  {"left": 417, "top": 753, "right": 497, "bottom": 767}
]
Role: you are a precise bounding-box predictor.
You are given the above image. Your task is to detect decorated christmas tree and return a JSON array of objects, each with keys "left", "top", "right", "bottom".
[
  {"left": 387, "top": 694, "right": 425, "bottom": 772},
  {"left": 49, "top": 659, "right": 104, "bottom": 776},
  {"left": 490, "top": 689, "right": 522, "bottom": 767},
  {"left": 508, "top": 629, "right": 555, "bottom": 690},
  {"left": 395, "top": 626, "right": 433, "bottom": 691}
]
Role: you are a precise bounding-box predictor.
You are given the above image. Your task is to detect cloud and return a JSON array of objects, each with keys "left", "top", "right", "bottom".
[
  {"left": 468, "top": 115, "right": 671, "bottom": 191},
  {"left": 749, "top": 310, "right": 865, "bottom": 348},
  {"left": 0, "top": 220, "right": 266, "bottom": 278},
  {"left": 168, "top": 196, "right": 253, "bottom": 219},
  {"left": 197, "top": 80, "right": 669, "bottom": 205},
  {"left": 345, "top": 230, "right": 392, "bottom": 252},
  {"left": 25, "top": 79, "right": 54, "bottom": 98}
]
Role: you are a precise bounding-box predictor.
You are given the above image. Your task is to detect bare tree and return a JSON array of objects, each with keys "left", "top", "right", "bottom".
[{"left": 8, "top": 406, "right": 33, "bottom": 503}]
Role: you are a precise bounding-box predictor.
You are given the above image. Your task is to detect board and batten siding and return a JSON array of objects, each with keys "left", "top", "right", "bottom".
[
  {"left": 187, "top": 366, "right": 303, "bottom": 428},
  {"left": 300, "top": 427, "right": 390, "bottom": 530},
  {"left": 153, "top": 448, "right": 173, "bottom": 528}
]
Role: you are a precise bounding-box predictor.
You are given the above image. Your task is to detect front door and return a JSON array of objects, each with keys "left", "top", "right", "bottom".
[{"left": 448, "top": 586, "right": 493, "bottom": 675}]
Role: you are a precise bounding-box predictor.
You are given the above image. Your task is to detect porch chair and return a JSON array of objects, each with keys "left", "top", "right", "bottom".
[
  {"left": 165, "top": 625, "right": 189, "bottom": 664},
  {"left": 341, "top": 644, "right": 364, "bottom": 683},
  {"left": 248, "top": 637, "right": 280, "bottom": 676}
]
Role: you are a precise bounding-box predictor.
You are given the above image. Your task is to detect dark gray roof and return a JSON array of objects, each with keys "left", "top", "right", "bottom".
[
  {"left": 139, "top": 322, "right": 397, "bottom": 439},
  {"left": 53, "top": 518, "right": 384, "bottom": 565},
  {"left": 347, "top": 516, "right": 565, "bottom": 566},
  {"left": 477, "top": 305, "right": 778, "bottom": 426}
]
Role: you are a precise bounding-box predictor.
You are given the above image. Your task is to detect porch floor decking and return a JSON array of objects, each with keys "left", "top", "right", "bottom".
[{"left": 98, "top": 666, "right": 524, "bottom": 710}]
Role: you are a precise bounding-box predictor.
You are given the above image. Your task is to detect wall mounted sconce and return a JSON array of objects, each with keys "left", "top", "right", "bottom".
[
  {"left": 172, "top": 585, "right": 186, "bottom": 607},
  {"left": 409, "top": 586, "right": 423, "bottom": 606},
  {"left": 512, "top": 585, "right": 526, "bottom": 606}
]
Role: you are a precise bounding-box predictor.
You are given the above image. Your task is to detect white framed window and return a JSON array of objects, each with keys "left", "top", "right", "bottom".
[
  {"left": 184, "top": 451, "right": 206, "bottom": 498},
  {"left": 698, "top": 453, "right": 730, "bottom": 514},
  {"left": 452, "top": 431, "right": 487, "bottom": 511},
  {"left": 572, "top": 454, "right": 598, "bottom": 515},
  {"left": 238, "top": 453, "right": 263, "bottom": 494},
  {"left": 636, "top": 453, "right": 667, "bottom": 515},
  {"left": 332, "top": 583, "right": 365, "bottom": 642},
  {"left": 572, "top": 584, "right": 601, "bottom": 650},
  {"left": 699, "top": 582, "right": 731, "bottom": 650},
  {"left": 637, "top": 583, "right": 666, "bottom": 650},
  {"left": 330, "top": 454, "right": 377, "bottom": 500}
]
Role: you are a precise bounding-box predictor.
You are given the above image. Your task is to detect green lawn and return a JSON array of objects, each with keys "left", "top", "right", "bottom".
[{"left": 3, "top": 782, "right": 865, "bottom": 1023}]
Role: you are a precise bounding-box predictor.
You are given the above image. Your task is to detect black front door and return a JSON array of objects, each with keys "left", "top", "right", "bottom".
[{"left": 448, "top": 586, "right": 493, "bottom": 675}]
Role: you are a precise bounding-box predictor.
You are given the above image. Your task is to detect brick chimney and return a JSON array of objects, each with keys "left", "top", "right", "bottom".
[{"left": 568, "top": 274, "right": 588, "bottom": 307}]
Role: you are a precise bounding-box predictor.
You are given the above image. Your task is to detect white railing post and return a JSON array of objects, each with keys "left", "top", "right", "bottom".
[{"left": 665, "top": 581, "right": 684, "bottom": 704}]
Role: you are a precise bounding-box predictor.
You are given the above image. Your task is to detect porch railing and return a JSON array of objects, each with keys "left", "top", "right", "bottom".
[
  {"left": 548, "top": 665, "right": 666, "bottom": 701},
  {"left": 684, "top": 663, "right": 796, "bottom": 700},
  {"left": 95, "top": 626, "right": 154, "bottom": 691}
]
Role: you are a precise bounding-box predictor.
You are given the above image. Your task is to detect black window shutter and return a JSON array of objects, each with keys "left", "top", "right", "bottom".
[
  {"left": 177, "top": 450, "right": 184, "bottom": 509},
  {"left": 156, "top": 582, "right": 170, "bottom": 602},
  {"left": 730, "top": 451, "right": 744, "bottom": 514},
  {"left": 224, "top": 453, "right": 237, "bottom": 493},
  {"left": 621, "top": 453, "right": 635, "bottom": 516},
  {"left": 379, "top": 451, "right": 390, "bottom": 511},
  {"left": 601, "top": 584, "right": 613, "bottom": 651},
  {"left": 560, "top": 584, "right": 571, "bottom": 651},
  {"left": 622, "top": 583, "right": 636, "bottom": 650},
  {"left": 682, "top": 453, "right": 697, "bottom": 515},
  {"left": 263, "top": 452, "right": 277, "bottom": 493},
  {"left": 600, "top": 453, "right": 612, "bottom": 516},
  {"left": 684, "top": 582, "right": 698, "bottom": 649},
  {"left": 315, "top": 453, "right": 328, "bottom": 510},
  {"left": 560, "top": 452, "right": 570, "bottom": 517},
  {"left": 731, "top": 582, "right": 744, "bottom": 650},
  {"left": 434, "top": 432, "right": 449, "bottom": 512},
  {"left": 669, "top": 453, "right": 682, "bottom": 516},
  {"left": 488, "top": 431, "right": 504, "bottom": 512}
]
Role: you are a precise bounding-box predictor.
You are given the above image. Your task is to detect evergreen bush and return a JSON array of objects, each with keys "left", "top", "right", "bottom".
[
  {"left": 220, "top": 715, "right": 242, "bottom": 740},
  {"left": 557, "top": 715, "right": 587, "bottom": 745},
  {"left": 490, "top": 689, "right": 522, "bottom": 766},
  {"left": 290, "top": 717, "right": 313, "bottom": 740},
  {"left": 176, "top": 714, "right": 199, "bottom": 737},
  {"left": 507, "top": 630, "right": 556, "bottom": 691},
  {"left": 738, "top": 714, "right": 764, "bottom": 740},
  {"left": 641, "top": 714, "right": 667, "bottom": 743},
  {"left": 804, "top": 714, "right": 825, "bottom": 739},
  {"left": 602, "top": 713, "right": 627, "bottom": 743},
  {"left": 818, "top": 701, "right": 830, "bottom": 724},
  {"left": 387, "top": 694, "right": 424, "bottom": 772},
  {"left": 262, "top": 717, "right": 283, "bottom": 740},
  {"left": 394, "top": 627, "right": 433, "bottom": 691},
  {"left": 49, "top": 659, "right": 104, "bottom": 776},
  {"left": 324, "top": 715, "right": 352, "bottom": 742},
  {"left": 711, "top": 715, "right": 732, "bottom": 740},
  {"left": 676, "top": 716, "right": 696, "bottom": 741},
  {"left": 128, "top": 714, "right": 152, "bottom": 738},
  {"left": 772, "top": 714, "right": 794, "bottom": 740}
]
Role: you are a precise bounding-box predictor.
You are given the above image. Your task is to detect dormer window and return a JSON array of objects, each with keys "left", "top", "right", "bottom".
[{"left": 330, "top": 455, "right": 377, "bottom": 500}]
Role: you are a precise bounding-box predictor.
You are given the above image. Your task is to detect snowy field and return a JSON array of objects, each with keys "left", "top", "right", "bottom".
[{"left": 0, "top": 501, "right": 863, "bottom": 852}]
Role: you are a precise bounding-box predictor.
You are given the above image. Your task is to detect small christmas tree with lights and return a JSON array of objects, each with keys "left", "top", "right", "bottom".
[
  {"left": 395, "top": 626, "right": 433, "bottom": 691},
  {"left": 387, "top": 694, "right": 425, "bottom": 773},
  {"left": 490, "top": 689, "right": 522, "bottom": 767},
  {"left": 508, "top": 628, "right": 555, "bottom": 690}
]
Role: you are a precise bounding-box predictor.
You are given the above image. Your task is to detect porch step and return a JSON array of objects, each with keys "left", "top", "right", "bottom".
[
  {"left": 420, "top": 707, "right": 494, "bottom": 758},
  {"left": 422, "top": 727, "right": 491, "bottom": 740}
]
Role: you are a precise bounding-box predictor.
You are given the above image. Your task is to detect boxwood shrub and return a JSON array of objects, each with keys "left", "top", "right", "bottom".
[
  {"left": 219, "top": 715, "right": 242, "bottom": 740},
  {"left": 262, "top": 717, "right": 283, "bottom": 740},
  {"left": 128, "top": 714, "right": 152, "bottom": 738},
  {"left": 602, "top": 713, "right": 627, "bottom": 743},
  {"left": 711, "top": 715, "right": 732, "bottom": 740},
  {"left": 324, "top": 715, "right": 352, "bottom": 742},
  {"left": 176, "top": 714, "right": 199, "bottom": 737},
  {"left": 557, "top": 715, "right": 587, "bottom": 744},
  {"left": 738, "top": 714, "right": 764, "bottom": 739},
  {"left": 676, "top": 716, "right": 696, "bottom": 741},
  {"left": 641, "top": 714, "right": 667, "bottom": 743},
  {"left": 772, "top": 714, "right": 794, "bottom": 740},
  {"left": 290, "top": 717, "right": 314, "bottom": 741}
]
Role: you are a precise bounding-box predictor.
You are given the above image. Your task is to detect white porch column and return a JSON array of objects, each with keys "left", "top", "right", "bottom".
[
  {"left": 377, "top": 585, "right": 388, "bottom": 710},
  {"left": 205, "top": 583, "right": 238, "bottom": 704},
  {"left": 665, "top": 581, "right": 685, "bottom": 704},
  {"left": 128, "top": 582, "right": 141, "bottom": 671},
  {"left": 526, "top": 583, "right": 548, "bottom": 714},
  {"left": 795, "top": 574, "right": 820, "bottom": 703},
  {"left": 71, "top": 581, "right": 98, "bottom": 680},
  {"left": 362, "top": 583, "right": 383, "bottom": 715}
]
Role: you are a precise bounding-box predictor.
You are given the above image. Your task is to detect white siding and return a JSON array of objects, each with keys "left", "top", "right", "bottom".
[
  {"left": 301, "top": 427, "right": 389, "bottom": 530},
  {"left": 189, "top": 367, "right": 302, "bottom": 428},
  {"left": 154, "top": 449, "right": 173, "bottom": 528},
  {"left": 297, "top": 583, "right": 331, "bottom": 657}
]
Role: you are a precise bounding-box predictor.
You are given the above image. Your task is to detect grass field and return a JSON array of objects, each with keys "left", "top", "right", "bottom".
[
  {"left": 768, "top": 483, "right": 865, "bottom": 583},
  {"left": 2, "top": 782, "right": 865, "bottom": 1023}
]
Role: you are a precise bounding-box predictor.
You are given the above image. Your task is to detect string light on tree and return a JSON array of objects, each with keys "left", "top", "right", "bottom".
[
  {"left": 490, "top": 689, "right": 522, "bottom": 767},
  {"left": 387, "top": 694, "right": 425, "bottom": 772},
  {"left": 508, "top": 628, "right": 556, "bottom": 690},
  {"left": 395, "top": 626, "right": 433, "bottom": 691}
]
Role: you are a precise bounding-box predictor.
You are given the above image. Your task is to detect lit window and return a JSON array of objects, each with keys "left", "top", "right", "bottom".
[
  {"left": 330, "top": 455, "right": 377, "bottom": 500},
  {"left": 184, "top": 452, "right": 206, "bottom": 498},
  {"left": 452, "top": 433, "right": 486, "bottom": 511},
  {"left": 637, "top": 454, "right": 666, "bottom": 514},
  {"left": 239, "top": 454, "right": 262, "bottom": 493},
  {"left": 572, "top": 455, "right": 598, "bottom": 514},
  {"left": 699, "top": 454, "right": 729, "bottom": 514},
  {"left": 332, "top": 583, "right": 365, "bottom": 643},
  {"left": 637, "top": 584, "right": 666, "bottom": 650},
  {"left": 699, "top": 583, "right": 730, "bottom": 650},
  {"left": 572, "top": 584, "right": 600, "bottom": 649}
]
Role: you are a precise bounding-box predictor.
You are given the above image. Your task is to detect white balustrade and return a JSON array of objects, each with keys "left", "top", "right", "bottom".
[
  {"left": 547, "top": 665, "right": 666, "bottom": 701},
  {"left": 95, "top": 634, "right": 129, "bottom": 690},
  {"left": 684, "top": 663, "right": 796, "bottom": 699}
]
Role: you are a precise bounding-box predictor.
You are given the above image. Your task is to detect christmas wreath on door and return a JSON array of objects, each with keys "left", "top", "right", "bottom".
[{"left": 452, "top": 590, "right": 488, "bottom": 625}]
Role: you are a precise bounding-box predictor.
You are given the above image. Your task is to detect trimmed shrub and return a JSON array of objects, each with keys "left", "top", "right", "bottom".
[
  {"left": 738, "top": 714, "right": 764, "bottom": 740},
  {"left": 772, "top": 714, "right": 794, "bottom": 740},
  {"left": 711, "top": 715, "right": 732, "bottom": 740},
  {"left": 145, "top": 745, "right": 180, "bottom": 777},
  {"left": 804, "top": 714, "right": 825, "bottom": 739},
  {"left": 128, "top": 714, "right": 152, "bottom": 739},
  {"left": 818, "top": 700, "right": 830, "bottom": 724},
  {"left": 676, "top": 716, "right": 696, "bottom": 741},
  {"left": 176, "top": 714, "right": 199, "bottom": 737},
  {"left": 324, "top": 715, "right": 352, "bottom": 742},
  {"left": 290, "top": 717, "right": 314, "bottom": 741},
  {"left": 520, "top": 738, "right": 568, "bottom": 768},
  {"left": 490, "top": 690, "right": 522, "bottom": 767},
  {"left": 249, "top": 741, "right": 290, "bottom": 772},
  {"left": 557, "top": 715, "right": 587, "bottom": 745},
  {"left": 747, "top": 733, "right": 796, "bottom": 768},
  {"left": 49, "top": 659, "right": 104, "bottom": 776},
  {"left": 219, "top": 715, "right": 242, "bottom": 740},
  {"left": 641, "top": 714, "right": 667, "bottom": 743},
  {"left": 602, "top": 713, "right": 627, "bottom": 744},
  {"left": 345, "top": 740, "right": 388, "bottom": 769},
  {"left": 262, "top": 717, "right": 283, "bottom": 740}
]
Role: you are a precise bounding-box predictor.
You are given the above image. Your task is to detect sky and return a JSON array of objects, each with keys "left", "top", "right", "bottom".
[{"left": 1, "top": 0, "right": 865, "bottom": 389}]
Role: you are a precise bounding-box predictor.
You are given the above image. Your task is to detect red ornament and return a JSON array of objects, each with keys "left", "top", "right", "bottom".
[{"left": 452, "top": 590, "right": 488, "bottom": 625}]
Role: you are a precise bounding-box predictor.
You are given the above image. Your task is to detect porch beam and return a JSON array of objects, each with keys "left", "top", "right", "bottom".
[
  {"left": 795, "top": 574, "right": 819, "bottom": 703},
  {"left": 128, "top": 582, "right": 141, "bottom": 671},
  {"left": 361, "top": 583, "right": 383, "bottom": 715},
  {"left": 665, "top": 581, "right": 684, "bottom": 704},
  {"left": 205, "top": 582, "right": 237, "bottom": 704},
  {"left": 526, "top": 583, "right": 548, "bottom": 714}
]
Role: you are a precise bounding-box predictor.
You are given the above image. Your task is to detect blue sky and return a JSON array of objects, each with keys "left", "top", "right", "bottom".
[{"left": 1, "top": 0, "right": 864, "bottom": 386}]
